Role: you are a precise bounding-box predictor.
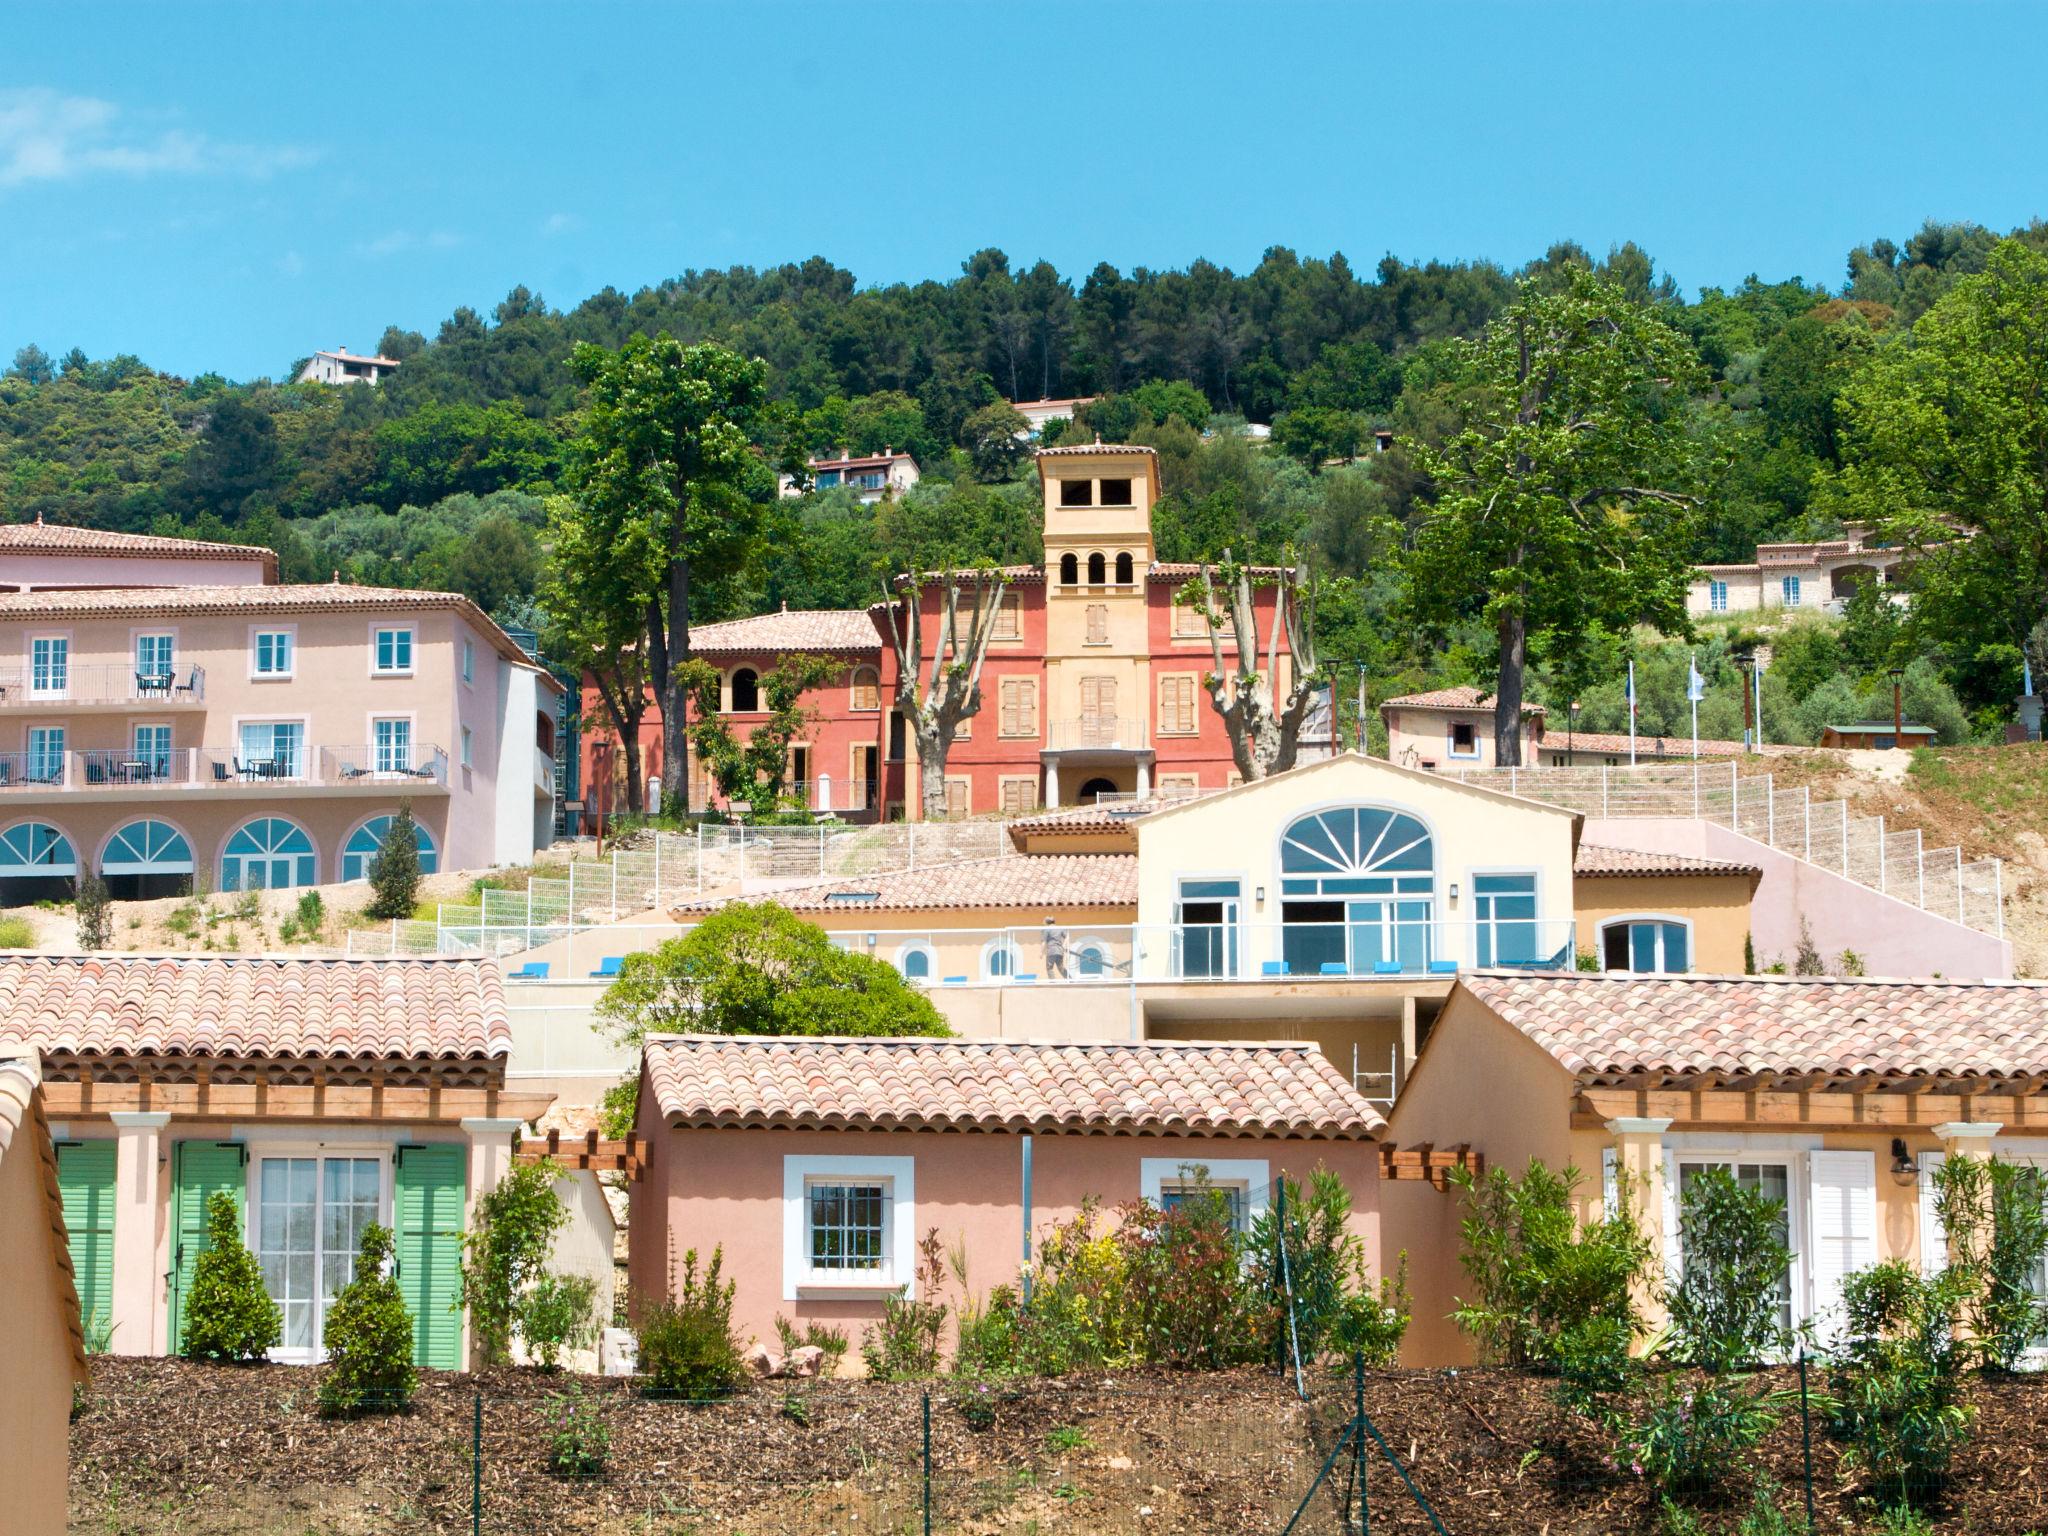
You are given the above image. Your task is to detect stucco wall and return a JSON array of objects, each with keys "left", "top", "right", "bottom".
[
  {"left": 0, "top": 1100, "right": 73, "bottom": 1536},
  {"left": 631, "top": 1113, "right": 1381, "bottom": 1367},
  {"left": 1582, "top": 817, "right": 2012, "bottom": 979}
]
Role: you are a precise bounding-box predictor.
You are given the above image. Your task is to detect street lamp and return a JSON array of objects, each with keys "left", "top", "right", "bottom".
[
  {"left": 1889, "top": 666, "right": 1906, "bottom": 748},
  {"left": 1733, "top": 646, "right": 1757, "bottom": 752}
]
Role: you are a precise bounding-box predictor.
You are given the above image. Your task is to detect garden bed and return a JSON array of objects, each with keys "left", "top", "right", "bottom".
[{"left": 68, "top": 1357, "right": 2048, "bottom": 1534}]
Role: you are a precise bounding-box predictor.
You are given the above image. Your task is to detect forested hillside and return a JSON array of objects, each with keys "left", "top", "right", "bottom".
[{"left": 4, "top": 219, "right": 2044, "bottom": 740}]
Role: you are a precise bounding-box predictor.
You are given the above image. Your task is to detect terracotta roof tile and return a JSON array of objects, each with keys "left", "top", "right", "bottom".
[
  {"left": 0, "top": 521, "right": 277, "bottom": 570},
  {"left": 1548, "top": 731, "right": 1750, "bottom": 760},
  {"left": 1383, "top": 685, "right": 1546, "bottom": 715},
  {"left": 1457, "top": 971, "right": 2048, "bottom": 1085},
  {"left": 0, "top": 954, "right": 510, "bottom": 1061},
  {"left": 1005, "top": 807, "right": 1150, "bottom": 848},
  {"left": 671, "top": 853, "right": 1137, "bottom": 914},
  {"left": 644, "top": 1035, "right": 1382, "bottom": 1138},
  {"left": 687, "top": 609, "right": 882, "bottom": 654},
  {"left": 1573, "top": 844, "right": 1762, "bottom": 879}
]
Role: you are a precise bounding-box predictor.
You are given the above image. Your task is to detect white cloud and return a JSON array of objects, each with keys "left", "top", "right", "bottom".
[
  {"left": 355, "top": 229, "right": 461, "bottom": 259},
  {"left": 0, "top": 87, "right": 317, "bottom": 190}
]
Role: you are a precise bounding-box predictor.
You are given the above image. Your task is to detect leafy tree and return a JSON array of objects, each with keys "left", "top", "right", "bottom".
[
  {"left": 1405, "top": 270, "right": 1709, "bottom": 764},
  {"left": 542, "top": 493, "right": 655, "bottom": 814},
  {"left": 1665, "top": 1167, "right": 1794, "bottom": 1372},
  {"left": 181, "top": 1191, "right": 282, "bottom": 1361},
  {"left": 594, "top": 899, "right": 949, "bottom": 1048},
  {"left": 1931, "top": 1153, "right": 2048, "bottom": 1373},
  {"left": 415, "top": 512, "right": 540, "bottom": 615},
  {"left": 459, "top": 1158, "right": 571, "bottom": 1365},
  {"left": 562, "top": 335, "right": 772, "bottom": 815},
  {"left": 9, "top": 343, "right": 54, "bottom": 384},
  {"left": 880, "top": 570, "right": 1010, "bottom": 820},
  {"left": 364, "top": 801, "right": 423, "bottom": 920},
  {"left": 960, "top": 400, "right": 1031, "bottom": 481},
  {"left": 173, "top": 395, "right": 282, "bottom": 520},
  {"left": 319, "top": 1222, "right": 417, "bottom": 1413},
  {"left": 74, "top": 864, "right": 111, "bottom": 949},
  {"left": 676, "top": 651, "right": 840, "bottom": 809}
]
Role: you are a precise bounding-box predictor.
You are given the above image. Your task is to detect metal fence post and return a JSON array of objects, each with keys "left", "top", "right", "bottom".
[
  {"left": 1798, "top": 1350, "right": 1815, "bottom": 1532},
  {"left": 1802, "top": 786, "right": 1811, "bottom": 861},
  {"left": 472, "top": 1388, "right": 483, "bottom": 1536},
  {"left": 1355, "top": 1351, "right": 1369, "bottom": 1536},
  {"left": 819, "top": 823, "right": 826, "bottom": 879},
  {"left": 922, "top": 1391, "right": 933, "bottom": 1536}
]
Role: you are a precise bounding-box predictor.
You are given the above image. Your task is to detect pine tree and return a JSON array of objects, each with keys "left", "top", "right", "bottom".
[
  {"left": 181, "top": 1191, "right": 281, "bottom": 1361},
  {"left": 319, "top": 1222, "right": 417, "bottom": 1414},
  {"left": 74, "top": 864, "right": 111, "bottom": 950},
  {"left": 365, "top": 801, "right": 424, "bottom": 920}
]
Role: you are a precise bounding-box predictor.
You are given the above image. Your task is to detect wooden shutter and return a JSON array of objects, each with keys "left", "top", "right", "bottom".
[
  {"left": 394, "top": 1143, "right": 468, "bottom": 1369},
  {"left": 57, "top": 1140, "right": 117, "bottom": 1335},
  {"left": 1081, "top": 676, "right": 1116, "bottom": 744},
  {"left": 945, "top": 779, "right": 969, "bottom": 817},
  {"left": 169, "top": 1140, "right": 247, "bottom": 1355},
  {"left": 993, "top": 592, "right": 1021, "bottom": 639},
  {"left": 1085, "top": 604, "right": 1108, "bottom": 644},
  {"left": 999, "top": 678, "right": 1035, "bottom": 738},
  {"left": 1160, "top": 675, "right": 1196, "bottom": 735},
  {"left": 1001, "top": 778, "right": 1037, "bottom": 815},
  {"left": 851, "top": 668, "right": 880, "bottom": 711},
  {"left": 1808, "top": 1150, "right": 1877, "bottom": 1343}
]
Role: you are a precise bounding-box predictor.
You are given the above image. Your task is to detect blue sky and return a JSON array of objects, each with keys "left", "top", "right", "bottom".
[{"left": 7, "top": 1, "right": 2048, "bottom": 382}]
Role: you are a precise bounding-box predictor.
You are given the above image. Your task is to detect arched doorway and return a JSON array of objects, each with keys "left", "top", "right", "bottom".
[
  {"left": 1077, "top": 776, "right": 1118, "bottom": 803},
  {"left": 100, "top": 818, "right": 195, "bottom": 900},
  {"left": 221, "top": 817, "right": 317, "bottom": 891},
  {"left": 341, "top": 815, "right": 439, "bottom": 883}
]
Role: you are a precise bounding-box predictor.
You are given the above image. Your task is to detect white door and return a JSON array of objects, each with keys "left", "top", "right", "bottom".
[{"left": 254, "top": 1153, "right": 385, "bottom": 1360}]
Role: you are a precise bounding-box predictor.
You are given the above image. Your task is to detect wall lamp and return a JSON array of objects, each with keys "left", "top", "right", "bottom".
[{"left": 1889, "top": 1137, "right": 1917, "bottom": 1185}]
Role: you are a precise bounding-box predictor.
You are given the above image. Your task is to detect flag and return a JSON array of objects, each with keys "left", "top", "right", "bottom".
[
  {"left": 1687, "top": 653, "right": 1706, "bottom": 703},
  {"left": 1625, "top": 660, "right": 1637, "bottom": 716}
]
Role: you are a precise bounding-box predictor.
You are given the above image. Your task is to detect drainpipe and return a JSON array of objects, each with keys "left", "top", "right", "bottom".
[{"left": 1020, "top": 1133, "right": 1035, "bottom": 1303}]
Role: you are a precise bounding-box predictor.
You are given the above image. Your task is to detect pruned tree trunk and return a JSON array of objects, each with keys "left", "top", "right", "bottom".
[
  {"left": 881, "top": 571, "right": 1009, "bottom": 820},
  {"left": 1192, "top": 551, "right": 1322, "bottom": 781},
  {"left": 1496, "top": 608, "right": 1527, "bottom": 767},
  {"left": 644, "top": 554, "right": 691, "bottom": 821},
  {"left": 590, "top": 658, "right": 650, "bottom": 816}
]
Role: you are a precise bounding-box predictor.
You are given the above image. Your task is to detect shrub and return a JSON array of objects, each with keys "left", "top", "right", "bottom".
[
  {"left": 1666, "top": 1167, "right": 1794, "bottom": 1373},
  {"left": 1248, "top": 1167, "right": 1408, "bottom": 1367},
  {"left": 0, "top": 915, "right": 34, "bottom": 948},
  {"left": 517, "top": 1271, "right": 601, "bottom": 1371},
  {"left": 318, "top": 1223, "right": 417, "bottom": 1415},
  {"left": 1829, "top": 1260, "right": 1975, "bottom": 1506},
  {"left": 861, "top": 1228, "right": 949, "bottom": 1380},
  {"left": 295, "top": 889, "right": 326, "bottom": 935},
  {"left": 1933, "top": 1152, "right": 2048, "bottom": 1373},
  {"left": 1619, "top": 1373, "right": 1797, "bottom": 1500},
  {"left": 75, "top": 866, "right": 111, "bottom": 949},
  {"left": 181, "top": 1192, "right": 281, "bottom": 1362},
  {"left": 365, "top": 801, "right": 424, "bottom": 920},
  {"left": 952, "top": 1283, "right": 1020, "bottom": 1378},
  {"left": 1012, "top": 1200, "right": 1138, "bottom": 1374},
  {"left": 1448, "top": 1160, "right": 1652, "bottom": 1368},
  {"left": 637, "top": 1246, "right": 743, "bottom": 1398},
  {"left": 1331, "top": 1253, "right": 1411, "bottom": 1369},
  {"left": 546, "top": 1384, "right": 610, "bottom": 1476},
  {"left": 1119, "top": 1185, "right": 1260, "bottom": 1368},
  {"left": 458, "top": 1158, "right": 570, "bottom": 1365},
  {"left": 774, "top": 1315, "right": 850, "bottom": 1373}
]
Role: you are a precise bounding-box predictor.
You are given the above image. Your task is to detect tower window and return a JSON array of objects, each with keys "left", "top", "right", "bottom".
[
  {"left": 1114, "top": 551, "right": 1135, "bottom": 585},
  {"left": 1060, "top": 479, "right": 1094, "bottom": 508},
  {"left": 1087, "top": 552, "right": 1107, "bottom": 585},
  {"left": 1099, "top": 478, "right": 1133, "bottom": 506},
  {"left": 1060, "top": 552, "right": 1079, "bottom": 585}
]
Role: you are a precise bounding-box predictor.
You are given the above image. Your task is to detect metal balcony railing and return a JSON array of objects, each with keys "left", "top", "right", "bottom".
[
  {"left": 0, "top": 743, "right": 449, "bottom": 792},
  {"left": 0, "top": 662, "right": 206, "bottom": 706}
]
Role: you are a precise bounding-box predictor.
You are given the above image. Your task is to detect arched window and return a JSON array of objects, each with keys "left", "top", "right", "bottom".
[
  {"left": 1279, "top": 807, "right": 1435, "bottom": 977},
  {"left": 341, "top": 815, "right": 440, "bottom": 883},
  {"left": 894, "top": 943, "right": 935, "bottom": 981},
  {"left": 221, "top": 817, "right": 316, "bottom": 891},
  {"left": 1115, "top": 551, "right": 1135, "bottom": 585},
  {"left": 1059, "top": 552, "right": 1079, "bottom": 586},
  {"left": 0, "top": 822, "right": 76, "bottom": 874},
  {"left": 1073, "top": 939, "right": 1110, "bottom": 978},
  {"left": 1087, "top": 552, "right": 1107, "bottom": 585},
  {"left": 981, "top": 936, "right": 1022, "bottom": 981},
  {"left": 850, "top": 665, "right": 881, "bottom": 711},
  {"left": 102, "top": 819, "right": 194, "bottom": 875},
  {"left": 1280, "top": 807, "right": 1434, "bottom": 881},
  {"left": 729, "top": 668, "right": 760, "bottom": 712}
]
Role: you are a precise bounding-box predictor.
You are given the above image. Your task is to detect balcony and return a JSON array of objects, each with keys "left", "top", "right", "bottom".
[
  {"left": 0, "top": 743, "right": 450, "bottom": 797},
  {"left": 535, "top": 745, "right": 557, "bottom": 797},
  {"left": 0, "top": 663, "right": 206, "bottom": 709},
  {"left": 1044, "top": 716, "right": 1150, "bottom": 753}
]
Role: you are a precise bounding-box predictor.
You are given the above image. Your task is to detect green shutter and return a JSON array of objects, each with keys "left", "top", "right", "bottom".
[
  {"left": 56, "top": 1140, "right": 117, "bottom": 1340},
  {"left": 393, "top": 1143, "right": 467, "bottom": 1369},
  {"left": 168, "top": 1141, "right": 246, "bottom": 1356}
]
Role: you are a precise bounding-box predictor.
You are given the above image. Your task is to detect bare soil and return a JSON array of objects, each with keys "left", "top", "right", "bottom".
[{"left": 67, "top": 1357, "right": 2048, "bottom": 1534}]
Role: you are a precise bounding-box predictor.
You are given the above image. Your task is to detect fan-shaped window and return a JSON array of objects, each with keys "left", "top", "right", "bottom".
[
  {"left": 1087, "top": 552, "right": 1107, "bottom": 585},
  {"left": 1059, "top": 552, "right": 1079, "bottom": 586},
  {"left": 1114, "top": 551, "right": 1135, "bottom": 585},
  {"left": 729, "top": 668, "right": 760, "bottom": 712},
  {"left": 221, "top": 817, "right": 316, "bottom": 891},
  {"left": 341, "top": 815, "right": 439, "bottom": 883},
  {"left": 0, "top": 822, "right": 76, "bottom": 873},
  {"left": 102, "top": 819, "right": 193, "bottom": 875},
  {"left": 1280, "top": 807, "right": 1433, "bottom": 886},
  {"left": 1278, "top": 807, "right": 1436, "bottom": 977}
]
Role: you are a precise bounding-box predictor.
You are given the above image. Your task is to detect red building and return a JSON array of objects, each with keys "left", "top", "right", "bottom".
[{"left": 577, "top": 444, "right": 1313, "bottom": 824}]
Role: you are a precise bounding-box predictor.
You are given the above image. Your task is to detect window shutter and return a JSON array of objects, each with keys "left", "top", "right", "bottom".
[
  {"left": 1808, "top": 1149, "right": 1877, "bottom": 1343},
  {"left": 1918, "top": 1152, "right": 1947, "bottom": 1273},
  {"left": 994, "top": 592, "right": 1021, "bottom": 639},
  {"left": 393, "top": 1143, "right": 468, "bottom": 1370},
  {"left": 1600, "top": 1146, "right": 1618, "bottom": 1218},
  {"left": 1086, "top": 604, "right": 1108, "bottom": 644},
  {"left": 57, "top": 1140, "right": 117, "bottom": 1335},
  {"left": 946, "top": 779, "right": 968, "bottom": 817},
  {"left": 169, "top": 1140, "right": 247, "bottom": 1355},
  {"left": 1019, "top": 680, "right": 1036, "bottom": 736}
]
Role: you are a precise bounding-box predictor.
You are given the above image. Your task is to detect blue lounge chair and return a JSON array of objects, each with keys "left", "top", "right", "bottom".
[
  {"left": 1372, "top": 960, "right": 1403, "bottom": 975},
  {"left": 1261, "top": 960, "right": 1289, "bottom": 976},
  {"left": 1427, "top": 959, "right": 1460, "bottom": 975},
  {"left": 509, "top": 961, "right": 549, "bottom": 981},
  {"left": 1013, "top": 973, "right": 1038, "bottom": 984},
  {"left": 589, "top": 956, "right": 624, "bottom": 979},
  {"left": 1319, "top": 961, "right": 1350, "bottom": 976},
  {"left": 942, "top": 975, "right": 968, "bottom": 986}
]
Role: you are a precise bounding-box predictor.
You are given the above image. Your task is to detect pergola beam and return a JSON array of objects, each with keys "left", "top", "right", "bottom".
[{"left": 42, "top": 1080, "right": 555, "bottom": 1124}]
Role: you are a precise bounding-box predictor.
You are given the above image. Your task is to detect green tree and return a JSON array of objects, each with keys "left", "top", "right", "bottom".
[
  {"left": 676, "top": 651, "right": 841, "bottom": 810},
  {"left": 562, "top": 335, "right": 772, "bottom": 814},
  {"left": 880, "top": 570, "right": 1010, "bottom": 819},
  {"left": 319, "top": 1222, "right": 418, "bottom": 1413},
  {"left": 542, "top": 493, "right": 655, "bottom": 815},
  {"left": 459, "top": 1159, "right": 570, "bottom": 1365},
  {"left": 74, "top": 864, "right": 111, "bottom": 949},
  {"left": 961, "top": 400, "right": 1031, "bottom": 481},
  {"left": 1825, "top": 237, "right": 2048, "bottom": 716},
  {"left": 595, "top": 900, "right": 949, "bottom": 1048},
  {"left": 364, "top": 801, "right": 423, "bottom": 920},
  {"left": 1405, "top": 270, "right": 1709, "bottom": 764},
  {"left": 9, "top": 343, "right": 54, "bottom": 385},
  {"left": 181, "top": 1191, "right": 282, "bottom": 1361}
]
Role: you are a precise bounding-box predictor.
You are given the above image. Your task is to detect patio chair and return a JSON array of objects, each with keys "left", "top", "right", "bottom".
[
  {"left": 1319, "top": 961, "right": 1350, "bottom": 976},
  {"left": 1260, "top": 960, "right": 1289, "bottom": 976},
  {"left": 1427, "top": 959, "right": 1460, "bottom": 975},
  {"left": 589, "top": 956, "right": 624, "bottom": 979},
  {"left": 212, "top": 761, "right": 230, "bottom": 782},
  {"left": 84, "top": 761, "right": 106, "bottom": 785},
  {"left": 509, "top": 961, "right": 550, "bottom": 981},
  {"left": 1371, "top": 960, "right": 1404, "bottom": 976}
]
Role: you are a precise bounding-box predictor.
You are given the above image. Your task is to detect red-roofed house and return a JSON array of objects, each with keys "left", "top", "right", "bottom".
[
  {"left": 777, "top": 450, "right": 921, "bottom": 504},
  {"left": 295, "top": 347, "right": 401, "bottom": 386}
]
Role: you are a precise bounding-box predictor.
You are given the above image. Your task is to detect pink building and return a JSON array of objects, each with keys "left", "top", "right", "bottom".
[
  {"left": 0, "top": 521, "right": 561, "bottom": 897},
  {"left": 629, "top": 1035, "right": 1384, "bottom": 1358}
]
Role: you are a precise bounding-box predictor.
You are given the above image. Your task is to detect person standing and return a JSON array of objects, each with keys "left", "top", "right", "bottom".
[{"left": 1042, "top": 918, "right": 1069, "bottom": 979}]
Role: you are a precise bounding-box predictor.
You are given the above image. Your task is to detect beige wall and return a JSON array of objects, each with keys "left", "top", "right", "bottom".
[
  {"left": 0, "top": 1095, "right": 74, "bottom": 1536},
  {"left": 631, "top": 1115, "right": 1380, "bottom": 1366},
  {"left": 1384, "top": 708, "right": 1515, "bottom": 771},
  {"left": 1572, "top": 873, "right": 1755, "bottom": 973},
  {"left": 0, "top": 551, "right": 270, "bottom": 590}
]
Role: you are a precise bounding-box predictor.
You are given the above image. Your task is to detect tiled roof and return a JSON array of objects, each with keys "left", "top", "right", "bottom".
[
  {"left": 687, "top": 608, "right": 883, "bottom": 654},
  {"left": 643, "top": 1035, "right": 1383, "bottom": 1138},
  {"left": 1573, "top": 844, "right": 1761, "bottom": 879},
  {"left": 1006, "top": 807, "right": 1153, "bottom": 846},
  {"left": 1383, "top": 686, "right": 1546, "bottom": 715},
  {"left": 1034, "top": 442, "right": 1159, "bottom": 459},
  {"left": 1547, "top": 731, "right": 1749, "bottom": 760},
  {"left": 807, "top": 452, "right": 915, "bottom": 471},
  {"left": 671, "top": 852, "right": 1138, "bottom": 914},
  {"left": 0, "top": 583, "right": 548, "bottom": 671},
  {"left": 0, "top": 1050, "right": 87, "bottom": 1379},
  {"left": 0, "top": 520, "right": 278, "bottom": 574},
  {"left": 0, "top": 955, "right": 511, "bottom": 1061},
  {"left": 1456, "top": 971, "right": 2048, "bottom": 1086}
]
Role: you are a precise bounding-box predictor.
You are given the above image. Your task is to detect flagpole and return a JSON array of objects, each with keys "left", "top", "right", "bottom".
[{"left": 1628, "top": 659, "right": 1637, "bottom": 766}]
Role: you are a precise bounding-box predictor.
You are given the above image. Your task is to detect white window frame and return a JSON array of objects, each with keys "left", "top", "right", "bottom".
[
  {"left": 234, "top": 716, "right": 309, "bottom": 778},
  {"left": 250, "top": 626, "right": 296, "bottom": 681},
  {"left": 1140, "top": 1157, "right": 1271, "bottom": 1236},
  {"left": 25, "top": 724, "right": 65, "bottom": 783},
  {"left": 461, "top": 637, "right": 474, "bottom": 685},
  {"left": 980, "top": 934, "right": 1024, "bottom": 982},
  {"left": 1070, "top": 936, "right": 1113, "bottom": 980},
  {"left": 1446, "top": 719, "right": 1481, "bottom": 760},
  {"left": 1781, "top": 575, "right": 1802, "bottom": 607},
  {"left": 28, "top": 634, "right": 69, "bottom": 698},
  {"left": 782, "top": 1154, "right": 915, "bottom": 1300},
  {"left": 243, "top": 1141, "right": 393, "bottom": 1364},
  {"left": 1470, "top": 866, "right": 1544, "bottom": 968},
  {"left": 370, "top": 714, "right": 416, "bottom": 775},
  {"left": 1709, "top": 579, "right": 1729, "bottom": 612},
  {"left": 1661, "top": 1137, "right": 1814, "bottom": 1355},
  {"left": 370, "top": 624, "right": 416, "bottom": 677},
  {"left": 892, "top": 941, "right": 937, "bottom": 982},
  {"left": 131, "top": 721, "right": 174, "bottom": 778},
  {"left": 133, "top": 630, "right": 177, "bottom": 682},
  {"left": 1598, "top": 913, "right": 1694, "bottom": 974}
]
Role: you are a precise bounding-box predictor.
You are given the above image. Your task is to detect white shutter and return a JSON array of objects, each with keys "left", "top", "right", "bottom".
[
  {"left": 1601, "top": 1147, "right": 1618, "bottom": 1217},
  {"left": 1808, "top": 1150, "right": 1877, "bottom": 1345},
  {"left": 1918, "top": 1152, "right": 1946, "bottom": 1274},
  {"left": 1661, "top": 1156, "right": 1685, "bottom": 1294}
]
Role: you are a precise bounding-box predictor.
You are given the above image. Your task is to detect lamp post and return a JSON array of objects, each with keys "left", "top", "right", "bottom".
[
  {"left": 1734, "top": 646, "right": 1756, "bottom": 752},
  {"left": 1890, "top": 666, "right": 1905, "bottom": 749}
]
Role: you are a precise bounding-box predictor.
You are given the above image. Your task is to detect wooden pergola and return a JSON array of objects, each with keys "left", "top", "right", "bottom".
[{"left": 1571, "top": 1071, "right": 2048, "bottom": 1133}]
